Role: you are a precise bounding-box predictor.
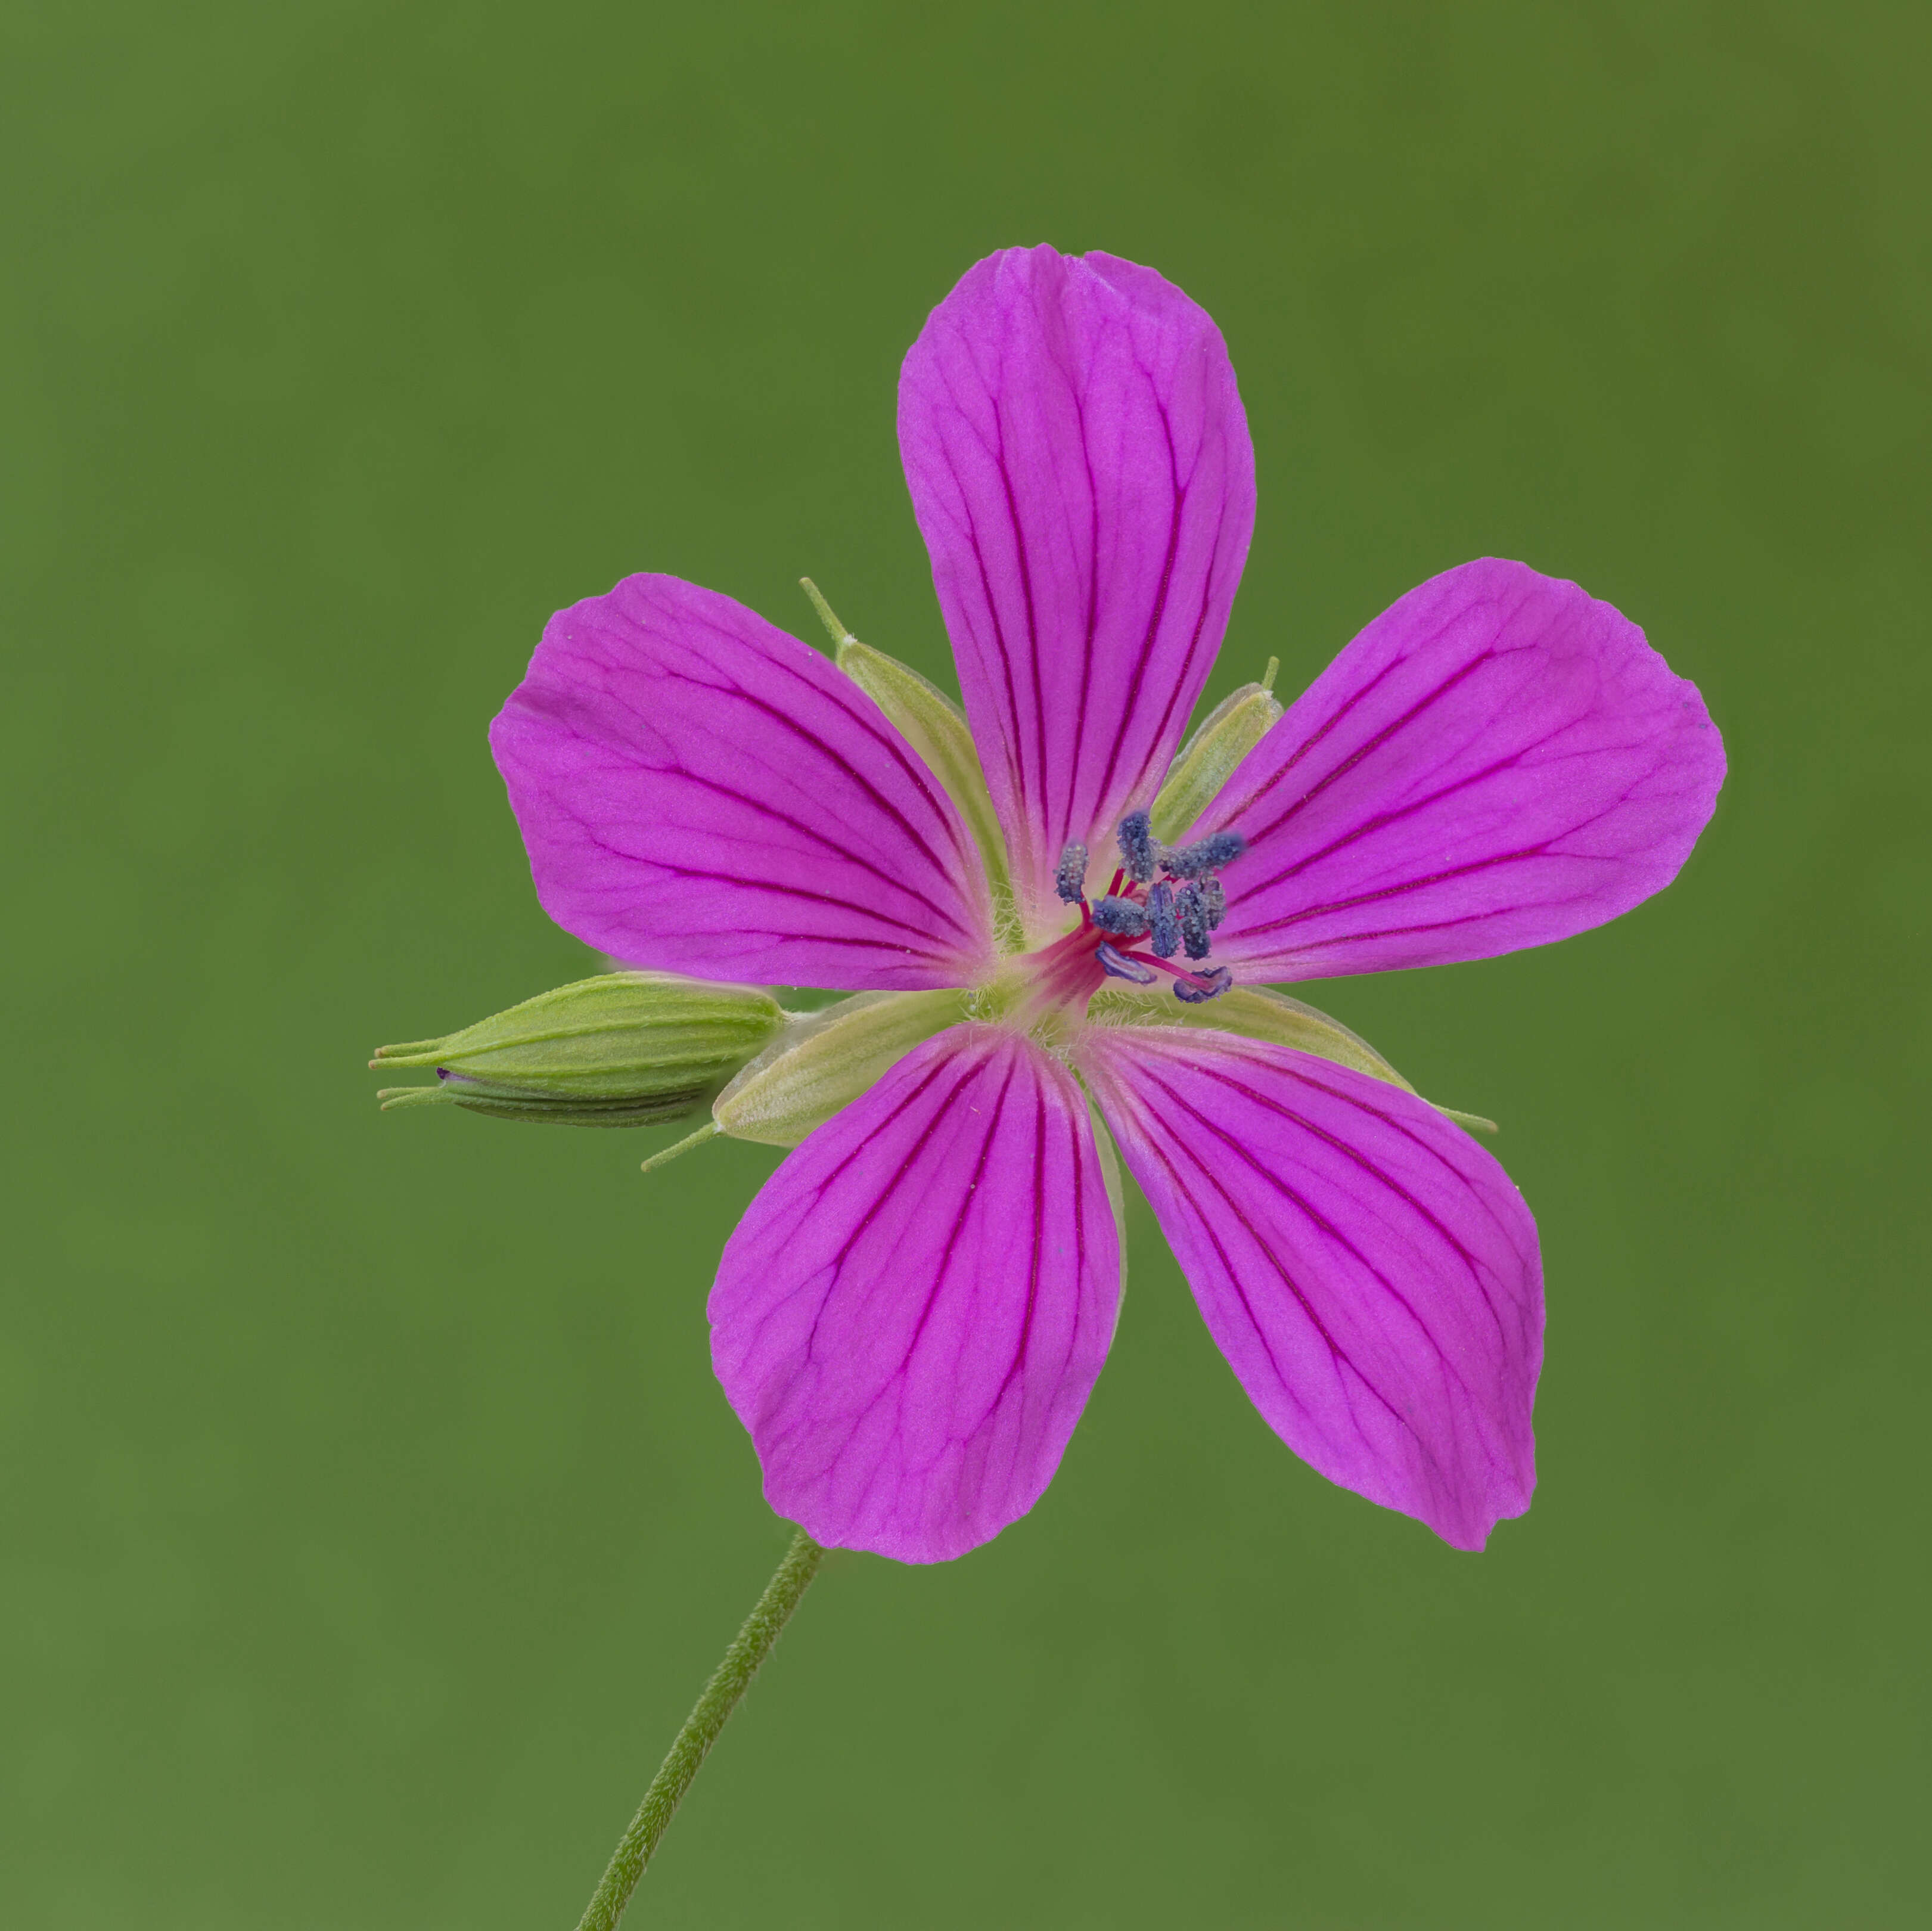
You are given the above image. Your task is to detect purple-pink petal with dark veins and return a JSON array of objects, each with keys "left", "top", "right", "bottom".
[
  {"left": 1080, "top": 1026, "right": 1542, "bottom": 1550},
  {"left": 710, "top": 1024, "right": 1120, "bottom": 1563},
  {"left": 1185, "top": 558, "right": 1725, "bottom": 980},
  {"left": 490, "top": 574, "right": 996, "bottom": 991},
  {"left": 899, "top": 246, "right": 1256, "bottom": 930}
]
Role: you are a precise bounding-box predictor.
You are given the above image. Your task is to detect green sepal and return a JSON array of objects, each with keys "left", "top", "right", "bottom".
[
  {"left": 802, "top": 579, "right": 1017, "bottom": 946},
  {"left": 1088, "top": 981, "right": 1414, "bottom": 1086},
  {"left": 1085, "top": 981, "right": 1498, "bottom": 1132},
  {"left": 1148, "top": 665, "right": 1284, "bottom": 844},
  {"left": 1084, "top": 1094, "right": 1129, "bottom": 1318},
  {"left": 372, "top": 972, "right": 787, "bottom": 1126},
  {"left": 713, "top": 988, "right": 970, "bottom": 1147}
]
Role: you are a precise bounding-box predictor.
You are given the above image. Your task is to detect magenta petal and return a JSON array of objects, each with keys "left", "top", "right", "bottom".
[
  {"left": 1198, "top": 559, "right": 1726, "bottom": 980},
  {"left": 489, "top": 575, "right": 996, "bottom": 990},
  {"left": 710, "top": 1025, "right": 1121, "bottom": 1562},
  {"left": 1080, "top": 1026, "right": 1542, "bottom": 1550},
  {"left": 899, "top": 246, "right": 1257, "bottom": 927}
]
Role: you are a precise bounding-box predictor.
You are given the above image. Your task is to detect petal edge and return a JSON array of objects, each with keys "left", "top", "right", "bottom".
[
  {"left": 490, "top": 575, "right": 996, "bottom": 991},
  {"left": 710, "top": 1025, "right": 1121, "bottom": 1562},
  {"left": 1081, "top": 1025, "right": 1542, "bottom": 1550},
  {"left": 899, "top": 246, "right": 1257, "bottom": 934},
  {"left": 1200, "top": 559, "right": 1725, "bottom": 980}
]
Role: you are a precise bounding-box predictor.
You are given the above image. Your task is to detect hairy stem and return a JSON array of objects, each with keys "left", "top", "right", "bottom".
[{"left": 573, "top": 1527, "right": 825, "bottom": 1930}]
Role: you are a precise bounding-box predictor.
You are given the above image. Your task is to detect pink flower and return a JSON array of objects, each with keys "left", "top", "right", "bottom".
[{"left": 489, "top": 246, "right": 1725, "bottom": 1562}]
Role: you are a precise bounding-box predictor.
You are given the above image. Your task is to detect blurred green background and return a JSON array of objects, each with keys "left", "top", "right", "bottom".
[{"left": 6, "top": 2, "right": 1927, "bottom": 1924}]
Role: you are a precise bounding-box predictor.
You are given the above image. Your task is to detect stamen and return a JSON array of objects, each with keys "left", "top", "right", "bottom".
[
  {"left": 1173, "top": 966, "right": 1233, "bottom": 1004},
  {"left": 1117, "top": 809, "right": 1157, "bottom": 884},
  {"left": 1095, "top": 942, "right": 1157, "bottom": 985},
  {"left": 1146, "top": 880, "right": 1179, "bottom": 958},
  {"left": 1175, "top": 881, "right": 1210, "bottom": 960},
  {"left": 1039, "top": 806, "right": 1245, "bottom": 1017},
  {"left": 1162, "top": 829, "right": 1247, "bottom": 879},
  {"left": 1055, "top": 840, "right": 1089, "bottom": 905},
  {"left": 1090, "top": 895, "right": 1150, "bottom": 939}
]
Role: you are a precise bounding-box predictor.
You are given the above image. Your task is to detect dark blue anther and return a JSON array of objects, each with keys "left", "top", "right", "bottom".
[
  {"left": 1201, "top": 875, "right": 1227, "bottom": 930},
  {"left": 1095, "top": 941, "right": 1157, "bottom": 985},
  {"left": 1055, "top": 840, "right": 1089, "bottom": 905},
  {"left": 1090, "top": 895, "right": 1150, "bottom": 939},
  {"left": 1173, "top": 966, "right": 1233, "bottom": 1004},
  {"left": 1163, "top": 829, "right": 1247, "bottom": 878},
  {"left": 1175, "top": 881, "right": 1210, "bottom": 960},
  {"left": 1117, "top": 809, "right": 1157, "bottom": 884},
  {"left": 1146, "top": 880, "right": 1179, "bottom": 958}
]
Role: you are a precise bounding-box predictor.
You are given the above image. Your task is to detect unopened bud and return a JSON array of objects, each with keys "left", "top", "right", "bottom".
[
  {"left": 373, "top": 973, "right": 786, "bottom": 1128},
  {"left": 1149, "top": 659, "right": 1283, "bottom": 845},
  {"left": 714, "top": 988, "right": 967, "bottom": 1147}
]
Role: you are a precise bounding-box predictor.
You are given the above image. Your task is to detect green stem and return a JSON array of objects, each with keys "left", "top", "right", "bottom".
[{"left": 573, "top": 1527, "right": 825, "bottom": 1930}]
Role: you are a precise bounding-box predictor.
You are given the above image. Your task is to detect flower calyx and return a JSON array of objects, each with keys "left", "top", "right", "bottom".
[
  {"left": 1148, "top": 658, "right": 1282, "bottom": 844},
  {"left": 712, "top": 987, "right": 970, "bottom": 1147},
  {"left": 802, "top": 578, "right": 1017, "bottom": 945}
]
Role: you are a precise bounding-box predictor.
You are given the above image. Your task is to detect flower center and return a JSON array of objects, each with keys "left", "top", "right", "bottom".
[{"left": 1020, "top": 810, "right": 1244, "bottom": 1014}]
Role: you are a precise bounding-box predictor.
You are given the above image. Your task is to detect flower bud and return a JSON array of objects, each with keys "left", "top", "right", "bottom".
[
  {"left": 373, "top": 973, "right": 787, "bottom": 1127},
  {"left": 713, "top": 988, "right": 968, "bottom": 1147},
  {"left": 1148, "top": 661, "right": 1284, "bottom": 845}
]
